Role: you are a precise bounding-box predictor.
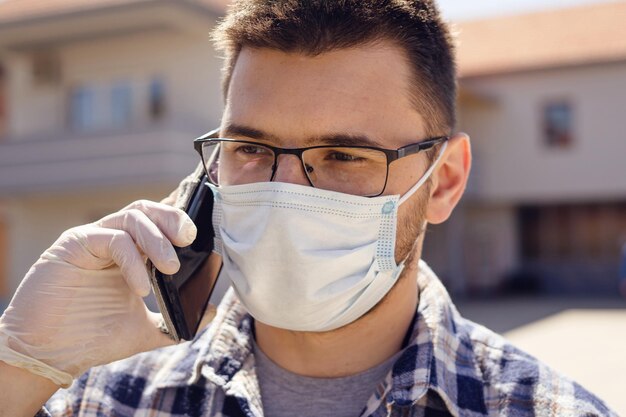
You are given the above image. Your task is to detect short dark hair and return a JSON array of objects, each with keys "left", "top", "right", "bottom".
[{"left": 212, "top": 0, "right": 457, "bottom": 136}]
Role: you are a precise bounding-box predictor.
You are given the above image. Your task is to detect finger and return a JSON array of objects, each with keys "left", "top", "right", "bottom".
[
  {"left": 96, "top": 209, "right": 181, "bottom": 276},
  {"left": 82, "top": 228, "right": 153, "bottom": 296},
  {"left": 113, "top": 200, "right": 197, "bottom": 248},
  {"left": 108, "top": 231, "right": 153, "bottom": 296}
]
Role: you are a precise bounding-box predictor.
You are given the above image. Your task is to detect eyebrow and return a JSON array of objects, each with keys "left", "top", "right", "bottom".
[{"left": 222, "top": 123, "right": 385, "bottom": 148}]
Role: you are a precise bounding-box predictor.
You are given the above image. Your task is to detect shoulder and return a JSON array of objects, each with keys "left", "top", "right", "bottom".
[
  {"left": 87, "top": 338, "right": 199, "bottom": 388},
  {"left": 46, "top": 328, "right": 213, "bottom": 415},
  {"left": 456, "top": 317, "right": 618, "bottom": 417}
]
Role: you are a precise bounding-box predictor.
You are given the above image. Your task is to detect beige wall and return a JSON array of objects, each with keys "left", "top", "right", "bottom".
[
  {"left": 460, "top": 61, "right": 626, "bottom": 204},
  {"left": 1, "top": 184, "right": 174, "bottom": 304}
]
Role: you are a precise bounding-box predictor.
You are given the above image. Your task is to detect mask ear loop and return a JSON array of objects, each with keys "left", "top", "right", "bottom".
[{"left": 398, "top": 141, "right": 448, "bottom": 206}]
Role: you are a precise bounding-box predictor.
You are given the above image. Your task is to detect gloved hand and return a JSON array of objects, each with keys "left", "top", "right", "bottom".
[{"left": 0, "top": 200, "right": 197, "bottom": 387}]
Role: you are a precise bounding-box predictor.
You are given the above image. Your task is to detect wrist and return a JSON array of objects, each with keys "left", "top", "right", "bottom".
[
  {"left": 0, "top": 360, "right": 60, "bottom": 417},
  {"left": 0, "top": 333, "right": 73, "bottom": 388}
]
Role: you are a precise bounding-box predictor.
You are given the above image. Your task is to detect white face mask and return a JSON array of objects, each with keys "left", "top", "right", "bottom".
[{"left": 210, "top": 142, "right": 447, "bottom": 332}]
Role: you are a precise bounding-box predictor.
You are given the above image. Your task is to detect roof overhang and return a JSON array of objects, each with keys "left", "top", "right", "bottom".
[
  {"left": 0, "top": 0, "right": 221, "bottom": 52},
  {"left": 454, "top": 2, "right": 626, "bottom": 79}
]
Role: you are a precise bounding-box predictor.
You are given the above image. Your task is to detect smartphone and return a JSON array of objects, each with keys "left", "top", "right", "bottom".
[{"left": 148, "top": 174, "right": 222, "bottom": 342}]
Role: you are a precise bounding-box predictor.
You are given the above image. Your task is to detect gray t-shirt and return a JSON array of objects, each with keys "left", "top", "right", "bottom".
[{"left": 253, "top": 340, "right": 399, "bottom": 417}]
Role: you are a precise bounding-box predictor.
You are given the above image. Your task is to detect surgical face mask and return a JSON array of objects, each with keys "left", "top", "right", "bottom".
[{"left": 210, "top": 143, "right": 447, "bottom": 332}]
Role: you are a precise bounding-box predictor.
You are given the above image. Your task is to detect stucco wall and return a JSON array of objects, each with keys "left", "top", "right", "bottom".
[
  {"left": 1, "top": 184, "right": 173, "bottom": 306},
  {"left": 460, "top": 61, "right": 626, "bottom": 204}
]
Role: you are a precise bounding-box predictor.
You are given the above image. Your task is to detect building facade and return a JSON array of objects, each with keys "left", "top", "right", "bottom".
[
  {"left": 424, "top": 1, "right": 626, "bottom": 296},
  {"left": 1, "top": 1, "right": 625, "bottom": 304},
  {"left": 0, "top": 0, "right": 227, "bottom": 304}
]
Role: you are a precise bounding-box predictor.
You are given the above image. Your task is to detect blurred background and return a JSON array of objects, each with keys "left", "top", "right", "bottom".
[{"left": 0, "top": 0, "right": 624, "bottom": 413}]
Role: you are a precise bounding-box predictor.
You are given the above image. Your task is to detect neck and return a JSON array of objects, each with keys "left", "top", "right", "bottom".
[{"left": 254, "top": 263, "right": 419, "bottom": 378}]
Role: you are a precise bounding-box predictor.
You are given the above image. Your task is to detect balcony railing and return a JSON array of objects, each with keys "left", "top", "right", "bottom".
[{"left": 0, "top": 124, "right": 209, "bottom": 195}]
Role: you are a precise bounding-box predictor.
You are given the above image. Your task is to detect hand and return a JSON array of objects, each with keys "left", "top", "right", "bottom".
[{"left": 0, "top": 200, "right": 197, "bottom": 384}]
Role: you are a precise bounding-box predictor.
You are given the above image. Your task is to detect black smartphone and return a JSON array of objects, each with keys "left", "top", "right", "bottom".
[{"left": 148, "top": 174, "right": 222, "bottom": 342}]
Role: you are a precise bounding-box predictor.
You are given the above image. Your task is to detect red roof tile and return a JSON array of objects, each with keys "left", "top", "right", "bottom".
[{"left": 455, "top": 1, "right": 626, "bottom": 77}]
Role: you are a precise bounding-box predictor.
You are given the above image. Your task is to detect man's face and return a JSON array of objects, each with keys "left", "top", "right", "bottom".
[{"left": 221, "top": 43, "right": 434, "bottom": 263}]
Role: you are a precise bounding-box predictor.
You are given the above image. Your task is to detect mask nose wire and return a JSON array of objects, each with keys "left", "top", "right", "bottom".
[{"left": 398, "top": 141, "right": 448, "bottom": 206}]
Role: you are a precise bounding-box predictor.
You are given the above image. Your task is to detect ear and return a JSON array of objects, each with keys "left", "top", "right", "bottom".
[{"left": 426, "top": 132, "right": 471, "bottom": 224}]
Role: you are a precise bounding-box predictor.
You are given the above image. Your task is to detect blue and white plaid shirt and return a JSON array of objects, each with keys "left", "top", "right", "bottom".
[{"left": 39, "top": 261, "right": 618, "bottom": 417}]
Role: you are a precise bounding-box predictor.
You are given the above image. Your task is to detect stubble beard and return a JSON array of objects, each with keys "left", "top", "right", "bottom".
[
  {"left": 346, "top": 180, "right": 431, "bottom": 323},
  {"left": 394, "top": 180, "right": 431, "bottom": 273}
]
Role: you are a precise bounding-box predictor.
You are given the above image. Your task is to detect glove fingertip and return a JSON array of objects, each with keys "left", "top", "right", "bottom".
[
  {"left": 176, "top": 219, "right": 197, "bottom": 247},
  {"left": 124, "top": 266, "right": 152, "bottom": 297},
  {"left": 135, "top": 275, "right": 152, "bottom": 298}
]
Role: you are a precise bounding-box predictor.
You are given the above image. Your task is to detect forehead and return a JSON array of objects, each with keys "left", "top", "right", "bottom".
[{"left": 223, "top": 43, "right": 426, "bottom": 148}]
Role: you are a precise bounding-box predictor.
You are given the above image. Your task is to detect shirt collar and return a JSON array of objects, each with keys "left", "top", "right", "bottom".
[
  {"left": 153, "top": 286, "right": 253, "bottom": 389},
  {"left": 154, "top": 261, "right": 487, "bottom": 417},
  {"left": 191, "top": 288, "right": 255, "bottom": 386},
  {"left": 387, "top": 261, "right": 487, "bottom": 416}
]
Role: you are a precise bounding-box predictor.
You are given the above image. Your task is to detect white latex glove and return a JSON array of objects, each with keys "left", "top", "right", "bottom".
[{"left": 0, "top": 200, "right": 197, "bottom": 387}]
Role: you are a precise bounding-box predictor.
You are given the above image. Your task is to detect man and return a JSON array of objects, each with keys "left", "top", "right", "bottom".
[{"left": 0, "top": 1, "right": 618, "bottom": 416}]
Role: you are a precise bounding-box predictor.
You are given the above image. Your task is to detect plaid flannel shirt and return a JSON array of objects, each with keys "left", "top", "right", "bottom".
[{"left": 38, "top": 261, "right": 617, "bottom": 417}]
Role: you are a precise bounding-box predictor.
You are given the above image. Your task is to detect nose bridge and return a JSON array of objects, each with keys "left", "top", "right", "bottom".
[{"left": 272, "top": 152, "right": 311, "bottom": 186}]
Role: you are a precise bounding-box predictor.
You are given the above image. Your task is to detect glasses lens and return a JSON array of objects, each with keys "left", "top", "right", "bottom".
[
  {"left": 202, "top": 140, "right": 275, "bottom": 186},
  {"left": 201, "top": 142, "right": 220, "bottom": 184},
  {"left": 302, "top": 147, "right": 387, "bottom": 196},
  {"left": 202, "top": 140, "right": 389, "bottom": 196}
]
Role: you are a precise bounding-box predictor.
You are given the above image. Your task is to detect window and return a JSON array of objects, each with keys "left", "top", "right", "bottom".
[
  {"left": 69, "top": 82, "right": 134, "bottom": 131},
  {"left": 519, "top": 203, "right": 626, "bottom": 262},
  {"left": 111, "top": 82, "right": 132, "bottom": 128},
  {"left": 69, "top": 79, "right": 164, "bottom": 131},
  {"left": 149, "top": 78, "right": 166, "bottom": 121},
  {"left": 543, "top": 101, "right": 573, "bottom": 148},
  {"left": 69, "top": 86, "right": 97, "bottom": 131},
  {"left": 32, "top": 51, "right": 62, "bottom": 87}
]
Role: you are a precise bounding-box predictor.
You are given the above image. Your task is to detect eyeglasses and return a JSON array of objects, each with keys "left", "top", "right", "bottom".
[{"left": 194, "top": 128, "right": 448, "bottom": 197}]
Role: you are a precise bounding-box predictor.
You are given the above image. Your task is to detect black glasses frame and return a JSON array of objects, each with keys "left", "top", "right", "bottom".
[{"left": 193, "top": 128, "right": 448, "bottom": 197}]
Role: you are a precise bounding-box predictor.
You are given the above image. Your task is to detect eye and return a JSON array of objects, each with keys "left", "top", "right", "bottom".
[
  {"left": 325, "top": 150, "right": 366, "bottom": 162},
  {"left": 223, "top": 141, "right": 273, "bottom": 158},
  {"left": 238, "top": 144, "right": 270, "bottom": 154}
]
